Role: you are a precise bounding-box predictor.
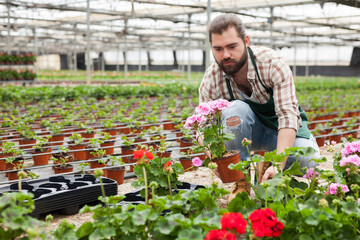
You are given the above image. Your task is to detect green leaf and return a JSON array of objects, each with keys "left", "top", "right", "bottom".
[
  {"left": 176, "top": 227, "right": 204, "bottom": 240},
  {"left": 76, "top": 222, "right": 93, "bottom": 239},
  {"left": 193, "top": 211, "right": 221, "bottom": 230},
  {"left": 299, "top": 233, "right": 313, "bottom": 240}
]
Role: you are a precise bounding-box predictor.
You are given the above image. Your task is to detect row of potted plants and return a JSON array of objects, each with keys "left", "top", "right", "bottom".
[
  {"left": 2, "top": 134, "right": 360, "bottom": 239},
  {"left": 0, "top": 52, "right": 36, "bottom": 65}
]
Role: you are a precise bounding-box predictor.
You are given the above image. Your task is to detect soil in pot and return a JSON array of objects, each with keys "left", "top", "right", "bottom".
[
  {"left": 106, "top": 166, "right": 125, "bottom": 185},
  {"left": 53, "top": 164, "right": 74, "bottom": 174}
]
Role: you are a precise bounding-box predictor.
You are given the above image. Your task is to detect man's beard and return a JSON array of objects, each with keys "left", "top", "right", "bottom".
[{"left": 216, "top": 47, "right": 248, "bottom": 75}]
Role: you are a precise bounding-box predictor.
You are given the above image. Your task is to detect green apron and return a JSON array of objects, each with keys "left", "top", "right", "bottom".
[{"left": 225, "top": 48, "right": 310, "bottom": 139}]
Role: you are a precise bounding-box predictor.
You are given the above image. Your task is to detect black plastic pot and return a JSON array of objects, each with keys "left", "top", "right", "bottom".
[{"left": 0, "top": 174, "right": 118, "bottom": 217}]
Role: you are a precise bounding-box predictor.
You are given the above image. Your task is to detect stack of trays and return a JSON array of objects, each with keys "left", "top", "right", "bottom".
[{"left": 0, "top": 174, "right": 118, "bottom": 217}]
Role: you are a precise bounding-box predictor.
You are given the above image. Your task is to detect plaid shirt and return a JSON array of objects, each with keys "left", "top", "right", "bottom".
[{"left": 199, "top": 45, "right": 301, "bottom": 131}]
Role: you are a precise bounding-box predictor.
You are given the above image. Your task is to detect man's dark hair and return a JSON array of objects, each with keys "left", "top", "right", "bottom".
[{"left": 208, "top": 13, "right": 246, "bottom": 43}]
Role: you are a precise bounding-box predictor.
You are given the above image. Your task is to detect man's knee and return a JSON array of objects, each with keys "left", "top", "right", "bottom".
[{"left": 226, "top": 116, "right": 241, "bottom": 127}]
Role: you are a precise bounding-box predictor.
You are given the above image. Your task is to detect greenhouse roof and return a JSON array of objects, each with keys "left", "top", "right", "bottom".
[{"left": 0, "top": 0, "right": 359, "bottom": 54}]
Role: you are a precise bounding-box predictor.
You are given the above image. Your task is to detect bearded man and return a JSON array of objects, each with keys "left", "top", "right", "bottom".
[{"left": 198, "top": 13, "right": 320, "bottom": 201}]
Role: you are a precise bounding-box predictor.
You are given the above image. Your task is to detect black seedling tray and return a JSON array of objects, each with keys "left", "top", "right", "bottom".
[
  {"left": 117, "top": 182, "right": 205, "bottom": 206},
  {"left": 0, "top": 174, "right": 118, "bottom": 217}
]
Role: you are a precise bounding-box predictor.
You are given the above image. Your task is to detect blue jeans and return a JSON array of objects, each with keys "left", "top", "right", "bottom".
[{"left": 221, "top": 100, "right": 320, "bottom": 171}]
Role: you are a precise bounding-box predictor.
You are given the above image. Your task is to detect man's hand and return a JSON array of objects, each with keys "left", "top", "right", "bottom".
[{"left": 261, "top": 165, "right": 279, "bottom": 182}]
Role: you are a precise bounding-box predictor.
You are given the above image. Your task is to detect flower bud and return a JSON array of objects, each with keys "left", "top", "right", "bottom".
[
  {"left": 208, "top": 162, "right": 218, "bottom": 170},
  {"left": 18, "top": 170, "right": 27, "bottom": 179},
  {"left": 149, "top": 181, "right": 159, "bottom": 189},
  {"left": 94, "top": 169, "right": 103, "bottom": 178},
  {"left": 346, "top": 196, "right": 355, "bottom": 202},
  {"left": 283, "top": 176, "right": 291, "bottom": 185},
  {"left": 332, "top": 199, "right": 341, "bottom": 206},
  {"left": 351, "top": 184, "right": 360, "bottom": 191},
  {"left": 262, "top": 182, "right": 270, "bottom": 189},
  {"left": 241, "top": 138, "right": 252, "bottom": 147},
  {"left": 45, "top": 214, "right": 54, "bottom": 222},
  {"left": 318, "top": 198, "right": 328, "bottom": 208}
]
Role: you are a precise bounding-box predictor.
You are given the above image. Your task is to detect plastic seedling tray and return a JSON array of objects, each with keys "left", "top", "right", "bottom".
[{"left": 0, "top": 174, "right": 118, "bottom": 217}]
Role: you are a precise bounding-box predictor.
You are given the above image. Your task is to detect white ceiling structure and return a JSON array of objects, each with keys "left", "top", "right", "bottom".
[{"left": 0, "top": 0, "right": 359, "bottom": 64}]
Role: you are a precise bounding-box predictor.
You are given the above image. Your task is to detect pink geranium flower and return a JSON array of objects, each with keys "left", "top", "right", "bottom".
[
  {"left": 184, "top": 114, "right": 207, "bottom": 129},
  {"left": 209, "top": 99, "right": 231, "bottom": 112},
  {"left": 339, "top": 154, "right": 360, "bottom": 167},
  {"left": 195, "top": 102, "right": 214, "bottom": 116},
  {"left": 303, "top": 168, "right": 319, "bottom": 179},
  {"left": 191, "top": 157, "right": 203, "bottom": 167},
  {"left": 328, "top": 183, "right": 350, "bottom": 195},
  {"left": 341, "top": 140, "right": 360, "bottom": 157}
]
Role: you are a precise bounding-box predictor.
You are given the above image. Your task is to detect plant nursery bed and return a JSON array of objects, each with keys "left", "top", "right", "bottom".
[{"left": 0, "top": 174, "right": 118, "bottom": 217}]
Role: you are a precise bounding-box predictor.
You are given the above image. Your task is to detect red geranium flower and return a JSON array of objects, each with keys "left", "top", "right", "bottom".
[
  {"left": 248, "top": 208, "right": 284, "bottom": 238},
  {"left": 145, "top": 151, "right": 154, "bottom": 160},
  {"left": 220, "top": 212, "right": 247, "bottom": 234},
  {"left": 204, "top": 229, "right": 236, "bottom": 240},
  {"left": 133, "top": 150, "right": 145, "bottom": 159},
  {"left": 164, "top": 160, "right": 172, "bottom": 169}
]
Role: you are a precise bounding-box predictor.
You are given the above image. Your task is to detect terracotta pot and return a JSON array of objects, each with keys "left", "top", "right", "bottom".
[
  {"left": 49, "top": 134, "right": 65, "bottom": 146},
  {"left": 68, "top": 144, "right": 87, "bottom": 161},
  {"left": 5, "top": 158, "right": 24, "bottom": 170},
  {"left": 328, "top": 134, "right": 342, "bottom": 144},
  {"left": 81, "top": 132, "right": 95, "bottom": 142},
  {"left": 121, "top": 145, "right": 136, "bottom": 162},
  {"left": 156, "top": 150, "right": 172, "bottom": 158},
  {"left": 32, "top": 147, "right": 52, "bottom": 166},
  {"left": 134, "top": 138, "right": 147, "bottom": 150},
  {"left": 118, "top": 126, "right": 131, "bottom": 135},
  {"left": 175, "top": 131, "right": 183, "bottom": 143},
  {"left": 102, "top": 129, "right": 117, "bottom": 139},
  {"left": 7, "top": 171, "right": 20, "bottom": 180},
  {"left": 315, "top": 136, "right": 325, "bottom": 147},
  {"left": 213, "top": 151, "right": 244, "bottom": 183},
  {"left": 163, "top": 121, "right": 177, "bottom": 130},
  {"left": 0, "top": 152, "right": 13, "bottom": 171},
  {"left": 179, "top": 157, "right": 194, "bottom": 172},
  {"left": 19, "top": 138, "right": 36, "bottom": 150},
  {"left": 90, "top": 161, "right": 107, "bottom": 169},
  {"left": 100, "top": 141, "right": 115, "bottom": 155},
  {"left": 179, "top": 138, "right": 194, "bottom": 153},
  {"left": 123, "top": 156, "right": 138, "bottom": 172},
  {"left": 106, "top": 167, "right": 125, "bottom": 185},
  {"left": 53, "top": 164, "right": 74, "bottom": 174}
]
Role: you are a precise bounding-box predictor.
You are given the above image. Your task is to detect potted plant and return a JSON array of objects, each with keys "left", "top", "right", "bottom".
[
  {"left": 106, "top": 156, "right": 125, "bottom": 185},
  {"left": 81, "top": 127, "right": 95, "bottom": 142},
  {"left": 89, "top": 148, "right": 108, "bottom": 170},
  {"left": 47, "top": 122, "right": 65, "bottom": 146},
  {"left": 31, "top": 136, "right": 52, "bottom": 166},
  {"left": 51, "top": 155, "right": 74, "bottom": 174},
  {"left": 100, "top": 119, "right": 117, "bottom": 138},
  {"left": 68, "top": 133, "right": 87, "bottom": 161},
  {"left": 5, "top": 157, "right": 24, "bottom": 180},
  {"left": 184, "top": 99, "right": 241, "bottom": 183},
  {"left": 99, "top": 132, "right": 115, "bottom": 155},
  {"left": 120, "top": 136, "right": 137, "bottom": 172},
  {"left": 156, "top": 139, "right": 172, "bottom": 158},
  {"left": 0, "top": 141, "right": 16, "bottom": 170},
  {"left": 51, "top": 145, "right": 73, "bottom": 167},
  {"left": 18, "top": 129, "right": 37, "bottom": 150}
]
